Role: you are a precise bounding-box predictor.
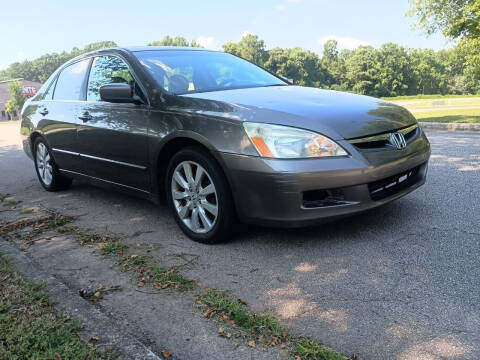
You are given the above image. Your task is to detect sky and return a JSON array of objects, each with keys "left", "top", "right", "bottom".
[{"left": 0, "top": 0, "right": 451, "bottom": 70}]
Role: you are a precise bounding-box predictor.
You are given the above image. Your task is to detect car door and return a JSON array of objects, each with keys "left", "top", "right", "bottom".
[
  {"left": 77, "top": 55, "right": 150, "bottom": 191},
  {"left": 40, "top": 58, "right": 91, "bottom": 173}
]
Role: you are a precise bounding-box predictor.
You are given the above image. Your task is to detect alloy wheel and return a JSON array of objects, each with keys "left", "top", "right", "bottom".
[
  {"left": 171, "top": 161, "right": 218, "bottom": 234},
  {"left": 36, "top": 143, "right": 53, "bottom": 186}
]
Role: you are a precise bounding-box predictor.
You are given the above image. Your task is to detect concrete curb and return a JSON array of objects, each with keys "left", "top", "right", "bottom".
[
  {"left": 420, "top": 122, "right": 480, "bottom": 131},
  {"left": 0, "top": 239, "right": 162, "bottom": 360}
]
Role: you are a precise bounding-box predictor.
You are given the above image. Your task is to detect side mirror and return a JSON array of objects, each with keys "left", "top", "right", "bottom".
[{"left": 99, "top": 83, "right": 134, "bottom": 103}]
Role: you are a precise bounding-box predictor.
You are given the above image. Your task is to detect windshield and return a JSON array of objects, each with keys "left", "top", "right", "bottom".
[{"left": 134, "top": 50, "right": 287, "bottom": 95}]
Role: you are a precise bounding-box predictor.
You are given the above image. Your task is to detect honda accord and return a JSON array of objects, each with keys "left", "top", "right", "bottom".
[{"left": 20, "top": 47, "right": 431, "bottom": 243}]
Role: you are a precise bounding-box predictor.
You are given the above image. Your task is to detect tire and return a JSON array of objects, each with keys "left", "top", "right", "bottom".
[
  {"left": 165, "top": 146, "right": 236, "bottom": 244},
  {"left": 33, "top": 137, "right": 72, "bottom": 191}
]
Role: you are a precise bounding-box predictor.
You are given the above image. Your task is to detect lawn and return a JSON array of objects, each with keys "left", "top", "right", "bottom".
[
  {"left": 382, "top": 94, "right": 480, "bottom": 123},
  {"left": 382, "top": 94, "right": 480, "bottom": 101},
  {"left": 0, "top": 252, "right": 117, "bottom": 359},
  {"left": 412, "top": 108, "right": 480, "bottom": 123}
]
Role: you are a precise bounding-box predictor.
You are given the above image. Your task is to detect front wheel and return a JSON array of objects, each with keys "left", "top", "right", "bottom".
[
  {"left": 33, "top": 137, "right": 72, "bottom": 191},
  {"left": 165, "top": 147, "right": 236, "bottom": 244}
]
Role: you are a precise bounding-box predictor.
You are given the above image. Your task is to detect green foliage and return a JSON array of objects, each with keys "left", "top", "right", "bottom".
[
  {"left": 100, "top": 241, "right": 128, "bottom": 255},
  {"left": 408, "top": 0, "right": 480, "bottom": 38},
  {"left": 0, "top": 253, "right": 116, "bottom": 359},
  {"left": 5, "top": 81, "right": 26, "bottom": 118},
  {"left": 151, "top": 265, "right": 196, "bottom": 290},
  {"left": 223, "top": 34, "right": 267, "bottom": 66},
  {"left": 148, "top": 36, "right": 190, "bottom": 47},
  {"left": 265, "top": 47, "right": 328, "bottom": 87},
  {"left": 295, "top": 338, "right": 345, "bottom": 360},
  {"left": 408, "top": 0, "right": 480, "bottom": 89},
  {"left": 198, "top": 289, "right": 285, "bottom": 337}
]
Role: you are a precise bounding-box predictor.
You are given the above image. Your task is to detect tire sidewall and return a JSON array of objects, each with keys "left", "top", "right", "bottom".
[{"left": 165, "top": 147, "right": 234, "bottom": 244}]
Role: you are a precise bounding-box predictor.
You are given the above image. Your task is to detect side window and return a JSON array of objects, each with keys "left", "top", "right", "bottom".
[
  {"left": 53, "top": 59, "right": 90, "bottom": 101},
  {"left": 87, "top": 56, "right": 134, "bottom": 102},
  {"left": 43, "top": 77, "right": 57, "bottom": 100}
]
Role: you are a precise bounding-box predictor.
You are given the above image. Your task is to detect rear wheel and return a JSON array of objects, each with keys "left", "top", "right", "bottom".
[
  {"left": 33, "top": 137, "right": 72, "bottom": 191},
  {"left": 165, "top": 147, "right": 236, "bottom": 244}
]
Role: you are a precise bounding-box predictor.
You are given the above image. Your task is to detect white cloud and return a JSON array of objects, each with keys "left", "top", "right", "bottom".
[
  {"left": 17, "top": 51, "right": 25, "bottom": 62},
  {"left": 195, "top": 36, "right": 219, "bottom": 50},
  {"left": 318, "top": 35, "right": 372, "bottom": 50}
]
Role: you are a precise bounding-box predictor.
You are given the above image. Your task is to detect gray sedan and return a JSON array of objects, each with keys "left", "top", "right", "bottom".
[{"left": 20, "top": 47, "right": 430, "bottom": 243}]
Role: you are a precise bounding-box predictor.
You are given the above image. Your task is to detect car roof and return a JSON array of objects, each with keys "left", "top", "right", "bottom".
[
  {"left": 67, "top": 46, "right": 219, "bottom": 63},
  {"left": 121, "top": 46, "right": 218, "bottom": 52},
  {"left": 61, "top": 46, "right": 222, "bottom": 74}
]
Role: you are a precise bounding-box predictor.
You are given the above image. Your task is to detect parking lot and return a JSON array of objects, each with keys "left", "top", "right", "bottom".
[{"left": 1, "top": 121, "right": 479, "bottom": 359}]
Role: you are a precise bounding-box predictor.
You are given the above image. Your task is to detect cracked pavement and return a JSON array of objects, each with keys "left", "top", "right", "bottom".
[{"left": 1, "top": 122, "right": 479, "bottom": 359}]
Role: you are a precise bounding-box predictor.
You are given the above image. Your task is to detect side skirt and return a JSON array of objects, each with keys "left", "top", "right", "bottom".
[{"left": 59, "top": 169, "right": 155, "bottom": 202}]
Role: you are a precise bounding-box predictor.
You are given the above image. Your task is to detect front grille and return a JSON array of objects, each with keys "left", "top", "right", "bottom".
[
  {"left": 350, "top": 125, "right": 419, "bottom": 151},
  {"left": 368, "top": 163, "right": 424, "bottom": 201}
]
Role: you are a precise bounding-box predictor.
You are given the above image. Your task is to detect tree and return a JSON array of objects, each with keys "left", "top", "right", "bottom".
[
  {"left": 148, "top": 36, "right": 190, "bottom": 47},
  {"left": 408, "top": 0, "right": 480, "bottom": 93},
  {"left": 5, "top": 81, "right": 26, "bottom": 119},
  {"left": 223, "top": 34, "right": 267, "bottom": 65},
  {"left": 408, "top": 0, "right": 480, "bottom": 38},
  {"left": 265, "top": 47, "right": 327, "bottom": 87}
]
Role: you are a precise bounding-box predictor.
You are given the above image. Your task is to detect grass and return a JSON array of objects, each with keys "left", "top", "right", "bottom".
[
  {"left": 295, "top": 339, "right": 346, "bottom": 360},
  {"left": 150, "top": 265, "right": 196, "bottom": 290},
  {"left": 46, "top": 215, "right": 71, "bottom": 229},
  {"left": 0, "top": 253, "right": 117, "bottom": 359},
  {"left": 61, "top": 225, "right": 196, "bottom": 291},
  {"left": 413, "top": 108, "right": 480, "bottom": 123},
  {"left": 100, "top": 241, "right": 128, "bottom": 255},
  {"left": 382, "top": 94, "right": 480, "bottom": 101},
  {"left": 198, "top": 289, "right": 284, "bottom": 338},
  {"left": 197, "top": 290, "right": 346, "bottom": 359}
]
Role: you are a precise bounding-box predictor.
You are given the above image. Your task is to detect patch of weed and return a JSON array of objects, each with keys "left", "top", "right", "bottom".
[
  {"left": 100, "top": 241, "right": 128, "bottom": 255},
  {"left": 294, "top": 338, "right": 345, "bottom": 360},
  {"left": 151, "top": 265, "right": 196, "bottom": 291},
  {"left": 198, "top": 290, "right": 284, "bottom": 339},
  {"left": 45, "top": 215, "right": 71, "bottom": 229},
  {"left": 0, "top": 253, "right": 118, "bottom": 359}
]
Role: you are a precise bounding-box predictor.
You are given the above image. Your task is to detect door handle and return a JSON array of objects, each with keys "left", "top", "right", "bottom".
[
  {"left": 39, "top": 108, "right": 48, "bottom": 116},
  {"left": 78, "top": 112, "right": 93, "bottom": 122}
]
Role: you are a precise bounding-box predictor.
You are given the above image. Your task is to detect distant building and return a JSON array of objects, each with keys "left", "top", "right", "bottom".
[{"left": 0, "top": 79, "right": 42, "bottom": 121}]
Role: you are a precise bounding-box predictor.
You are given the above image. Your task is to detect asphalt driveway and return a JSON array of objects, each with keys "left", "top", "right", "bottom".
[{"left": 1, "top": 121, "right": 479, "bottom": 359}]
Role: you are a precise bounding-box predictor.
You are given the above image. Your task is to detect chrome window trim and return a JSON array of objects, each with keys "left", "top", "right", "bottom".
[
  {"left": 52, "top": 148, "right": 147, "bottom": 170},
  {"left": 348, "top": 124, "right": 418, "bottom": 145}
]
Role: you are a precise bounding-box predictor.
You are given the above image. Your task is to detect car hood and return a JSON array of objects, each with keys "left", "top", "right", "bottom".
[{"left": 181, "top": 86, "right": 416, "bottom": 140}]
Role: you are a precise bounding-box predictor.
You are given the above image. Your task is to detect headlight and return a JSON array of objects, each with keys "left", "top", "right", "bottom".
[{"left": 243, "top": 122, "right": 348, "bottom": 158}]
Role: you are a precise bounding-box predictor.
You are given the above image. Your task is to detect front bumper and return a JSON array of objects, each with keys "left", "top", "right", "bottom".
[{"left": 217, "top": 130, "right": 431, "bottom": 227}]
